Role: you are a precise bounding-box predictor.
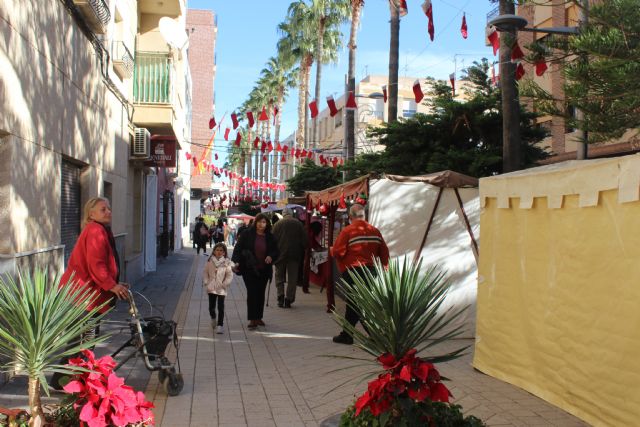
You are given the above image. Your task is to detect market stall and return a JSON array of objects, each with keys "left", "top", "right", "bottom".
[
  {"left": 305, "top": 172, "right": 480, "bottom": 338},
  {"left": 473, "top": 154, "right": 640, "bottom": 426}
]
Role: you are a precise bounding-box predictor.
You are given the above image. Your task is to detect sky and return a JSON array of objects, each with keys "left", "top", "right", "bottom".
[{"left": 188, "top": 0, "right": 497, "bottom": 162}]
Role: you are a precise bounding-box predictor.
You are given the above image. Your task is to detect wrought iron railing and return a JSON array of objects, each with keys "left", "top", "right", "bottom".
[
  {"left": 111, "top": 41, "right": 134, "bottom": 77},
  {"left": 133, "top": 52, "right": 173, "bottom": 104},
  {"left": 487, "top": 5, "right": 500, "bottom": 23},
  {"left": 87, "top": 0, "right": 111, "bottom": 27}
]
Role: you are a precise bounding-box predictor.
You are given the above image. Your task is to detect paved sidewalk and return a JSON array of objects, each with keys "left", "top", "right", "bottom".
[{"left": 147, "top": 254, "right": 588, "bottom": 427}]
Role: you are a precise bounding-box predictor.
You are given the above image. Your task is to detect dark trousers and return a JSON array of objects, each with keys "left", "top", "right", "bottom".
[
  {"left": 242, "top": 270, "right": 269, "bottom": 321},
  {"left": 341, "top": 265, "right": 375, "bottom": 333},
  {"left": 208, "top": 294, "right": 225, "bottom": 326},
  {"left": 196, "top": 240, "right": 207, "bottom": 254}
]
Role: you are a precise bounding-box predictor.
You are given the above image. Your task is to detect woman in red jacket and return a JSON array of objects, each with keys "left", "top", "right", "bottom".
[{"left": 50, "top": 197, "right": 129, "bottom": 389}]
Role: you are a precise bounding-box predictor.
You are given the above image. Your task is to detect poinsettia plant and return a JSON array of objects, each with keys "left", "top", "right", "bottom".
[
  {"left": 355, "top": 349, "right": 450, "bottom": 417},
  {"left": 57, "top": 350, "right": 154, "bottom": 427},
  {"left": 332, "top": 258, "right": 485, "bottom": 426}
]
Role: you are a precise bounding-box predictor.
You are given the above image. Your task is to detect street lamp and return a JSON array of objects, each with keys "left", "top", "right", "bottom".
[
  {"left": 488, "top": 3, "right": 587, "bottom": 161},
  {"left": 345, "top": 92, "right": 385, "bottom": 161}
]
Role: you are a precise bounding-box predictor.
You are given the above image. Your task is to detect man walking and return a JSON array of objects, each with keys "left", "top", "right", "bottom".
[
  {"left": 332, "top": 204, "right": 389, "bottom": 345},
  {"left": 272, "top": 207, "right": 308, "bottom": 308}
]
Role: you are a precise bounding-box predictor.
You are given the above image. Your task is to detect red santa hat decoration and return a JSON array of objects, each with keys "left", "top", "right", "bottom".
[
  {"left": 231, "top": 112, "right": 239, "bottom": 130},
  {"left": 345, "top": 91, "right": 358, "bottom": 110},
  {"left": 327, "top": 96, "right": 339, "bottom": 117},
  {"left": 208, "top": 116, "right": 216, "bottom": 129},
  {"left": 413, "top": 80, "right": 424, "bottom": 103}
]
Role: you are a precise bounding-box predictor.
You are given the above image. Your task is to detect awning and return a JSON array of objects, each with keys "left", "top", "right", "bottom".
[
  {"left": 306, "top": 175, "right": 370, "bottom": 207},
  {"left": 385, "top": 170, "right": 478, "bottom": 188}
]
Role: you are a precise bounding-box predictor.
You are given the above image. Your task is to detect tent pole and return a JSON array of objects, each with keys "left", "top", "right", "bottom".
[
  {"left": 414, "top": 187, "right": 443, "bottom": 264},
  {"left": 454, "top": 188, "right": 479, "bottom": 263}
]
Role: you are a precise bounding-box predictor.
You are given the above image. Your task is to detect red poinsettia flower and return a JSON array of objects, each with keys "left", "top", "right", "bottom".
[
  {"left": 377, "top": 353, "right": 399, "bottom": 370},
  {"left": 135, "top": 391, "right": 155, "bottom": 425},
  {"left": 430, "top": 382, "right": 451, "bottom": 402},
  {"left": 407, "top": 383, "right": 431, "bottom": 401}
]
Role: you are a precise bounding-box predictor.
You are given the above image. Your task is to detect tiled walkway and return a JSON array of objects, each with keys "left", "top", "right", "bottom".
[{"left": 147, "top": 254, "right": 588, "bottom": 427}]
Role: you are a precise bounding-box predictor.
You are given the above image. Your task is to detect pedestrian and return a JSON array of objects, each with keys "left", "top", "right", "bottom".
[
  {"left": 213, "top": 219, "right": 225, "bottom": 244},
  {"left": 231, "top": 213, "right": 279, "bottom": 330},
  {"left": 50, "top": 197, "right": 129, "bottom": 389},
  {"left": 272, "top": 207, "right": 308, "bottom": 308},
  {"left": 236, "top": 219, "right": 252, "bottom": 240},
  {"left": 332, "top": 204, "right": 389, "bottom": 345},
  {"left": 203, "top": 242, "right": 234, "bottom": 334},
  {"left": 193, "top": 216, "right": 209, "bottom": 256}
]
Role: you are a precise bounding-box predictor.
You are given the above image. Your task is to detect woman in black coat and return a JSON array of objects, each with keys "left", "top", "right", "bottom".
[{"left": 231, "top": 213, "right": 279, "bottom": 329}]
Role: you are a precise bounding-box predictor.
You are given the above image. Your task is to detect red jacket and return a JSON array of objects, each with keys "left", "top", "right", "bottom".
[
  {"left": 60, "top": 221, "right": 119, "bottom": 313},
  {"left": 331, "top": 219, "right": 389, "bottom": 273}
]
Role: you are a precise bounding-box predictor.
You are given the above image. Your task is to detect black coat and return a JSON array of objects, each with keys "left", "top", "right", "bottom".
[{"left": 231, "top": 227, "right": 279, "bottom": 277}]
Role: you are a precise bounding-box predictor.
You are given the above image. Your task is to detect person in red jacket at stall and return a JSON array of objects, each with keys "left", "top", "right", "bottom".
[
  {"left": 331, "top": 203, "right": 389, "bottom": 345},
  {"left": 50, "top": 197, "right": 129, "bottom": 389}
]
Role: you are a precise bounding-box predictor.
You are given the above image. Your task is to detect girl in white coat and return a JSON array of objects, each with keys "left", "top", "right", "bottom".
[{"left": 204, "top": 242, "right": 234, "bottom": 334}]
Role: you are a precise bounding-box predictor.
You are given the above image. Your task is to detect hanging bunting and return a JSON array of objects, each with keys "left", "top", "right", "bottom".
[
  {"left": 515, "top": 62, "right": 526, "bottom": 81},
  {"left": 309, "top": 100, "right": 319, "bottom": 118},
  {"left": 413, "top": 79, "right": 424, "bottom": 103},
  {"left": 281, "top": 154, "right": 286, "bottom": 162},
  {"left": 511, "top": 41, "right": 525, "bottom": 61},
  {"left": 327, "top": 96, "right": 339, "bottom": 117},
  {"left": 487, "top": 26, "right": 500, "bottom": 56},
  {"left": 224, "top": 128, "right": 230, "bottom": 141},
  {"left": 247, "top": 111, "right": 255, "bottom": 128},
  {"left": 267, "top": 141, "right": 273, "bottom": 152},
  {"left": 398, "top": 0, "right": 408, "bottom": 17},
  {"left": 260, "top": 140, "right": 266, "bottom": 153},
  {"left": 421, "top": 0, "right": 434, "bottom": 41},
  {"left": 461, "top": 13, "right": 468, "bottom": 39},
  {"left": 307, "top": 150, "right": 313, "bottom": 159},
  {"left": 185, "top": 152, "right": 192, "bottom": 160},
  {"left": 234, "top": 132, "right": 242, "bottom": 147},
  {"left": 214, "top": 153, "right": 218, "bottom": 160},
  {"left": 535, "top": 59, "right": 548, "bottom": 76},
  {"left": 273, "top": 105, "right": 279, "bottom": 125},
  {"left": 262, "top": 155, "right": 267, "bottom": 162},
  {"left": 253, "top": 137, "right": 260, "bottom": 149},
  {"left": 382, "top": 85, "right": 387, "bottom": 103},
  {"left": 231, "top": 112, "right": 239, "bottom": 130},
  {"left": 208, "top": 116, "right": 216, "bottom": 129},
  {"left": 345, "top": 91, "right": 358, "bottom": 110},
  {"left": 258, "top": 106, "right": 269, "bottom": 121},
  {"left": 276, "top": 142, "right": 282, "bottom": 152}
]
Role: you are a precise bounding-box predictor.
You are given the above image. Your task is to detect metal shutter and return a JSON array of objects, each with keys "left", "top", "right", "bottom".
[{"left": 61, "top": 160, "right": 81, "bottom": 266}]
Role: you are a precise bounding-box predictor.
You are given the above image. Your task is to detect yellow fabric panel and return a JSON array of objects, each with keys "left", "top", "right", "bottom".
[{"left": 473, "top": 190, "right": 640, "bottom": 427}]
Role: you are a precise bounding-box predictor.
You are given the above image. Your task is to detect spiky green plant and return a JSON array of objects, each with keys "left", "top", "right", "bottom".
[
  {"left": 0, "top": 269, "right": 109, "bottom": 423},
  {"left": 333, "top": 258, "right": 469, "bottom": 363}
]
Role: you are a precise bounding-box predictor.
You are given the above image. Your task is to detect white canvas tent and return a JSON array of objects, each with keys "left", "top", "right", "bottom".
[{"left": 368, "top": 172, "right": 480, "bottom": 338}]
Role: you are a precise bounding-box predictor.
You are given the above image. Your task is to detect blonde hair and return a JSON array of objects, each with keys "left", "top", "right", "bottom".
[{"left": 82, "top": 197, "right": 110, "bottom": 228}]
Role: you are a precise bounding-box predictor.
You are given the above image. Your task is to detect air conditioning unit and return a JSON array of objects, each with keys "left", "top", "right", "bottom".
[{"left": 131, "top": 128, "right": 150, "bottom": 158}]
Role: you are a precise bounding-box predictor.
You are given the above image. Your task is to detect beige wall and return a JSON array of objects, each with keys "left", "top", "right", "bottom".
[{"left": 0, "top": 0, "right": 136, "bottom": 273}]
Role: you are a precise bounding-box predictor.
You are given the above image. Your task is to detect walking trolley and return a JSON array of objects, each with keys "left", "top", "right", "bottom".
[{"left": 110, "top": 291, "right": 184, "bottom": 396}]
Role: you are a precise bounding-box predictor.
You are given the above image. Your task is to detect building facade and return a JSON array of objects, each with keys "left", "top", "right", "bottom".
[{"left": 186, "top": 9, "right": 217, "bottom": 240}]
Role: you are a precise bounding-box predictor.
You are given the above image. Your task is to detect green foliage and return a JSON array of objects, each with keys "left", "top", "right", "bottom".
[
  {"left": 344, "top": 59, "right": 547, "bottom": 179},
  {"left": 522, "top": 0, "right": 640, "bottom": 142},
  {"left": 333, "top": 258, "right": 469, "bottom": 364},
  {"left": 286, "top": 159, "right": 340, "bottom": 196},
  {"left": 0, "top": 269, "right": 109, "bottom": 410},
  {"left": 340, "top": 400, "right": 485, "bottom": 427}
]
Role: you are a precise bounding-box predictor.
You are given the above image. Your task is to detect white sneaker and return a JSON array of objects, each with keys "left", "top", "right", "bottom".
[{"left": 216, "top": 325, "right": 224, "bottom": 334}]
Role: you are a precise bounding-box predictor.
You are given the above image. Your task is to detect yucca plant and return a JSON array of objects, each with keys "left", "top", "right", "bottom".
[
  {"left": 333, "top": 257, "right": 469, "bottom": 362},
  {"left": 0, "top": 269, "right": 109, "bottom": 425},
  {"left": 331, "top": 258, "right": 479, "bottom": 426}
]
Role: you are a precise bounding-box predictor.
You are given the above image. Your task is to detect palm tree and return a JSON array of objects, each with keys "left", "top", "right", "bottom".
[
  {"left": 388, "top": 0, "right": 401, "bottom": 123},
  {"left": 0, "top": 269, "right": 108, "bottom": 424},
  {"left": 346, "top": 0, "right": 365, "bottom": 160},
  {"left": 278, "top": 1, "right": 316, "bottom": 152},
  {"left": 309, "top": 0, "right": 350, "bottom": 150}
]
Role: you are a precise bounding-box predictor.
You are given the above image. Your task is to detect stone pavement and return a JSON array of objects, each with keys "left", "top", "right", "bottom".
[{"left": 146, "top": 253, "right": 588, "bottom": 427}]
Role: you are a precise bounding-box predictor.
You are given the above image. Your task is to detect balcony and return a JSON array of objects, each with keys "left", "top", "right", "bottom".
[
  {"left": 111, "top": 41, "right": 134, "bottom": 79},
  {"left": 134, "top": 52, "right": 173, "bottom": 104},
  {"left": 133, "top": 52, "right": 176, "bottom": 134},
  {"left": 72, "top": 0, "right": 110, "bottom": 34}
]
